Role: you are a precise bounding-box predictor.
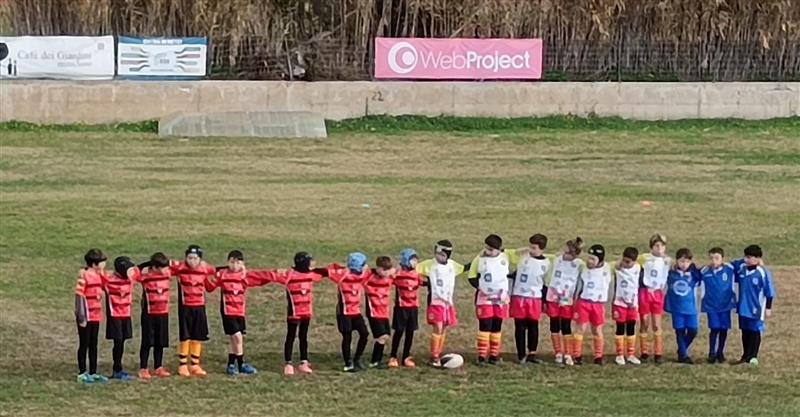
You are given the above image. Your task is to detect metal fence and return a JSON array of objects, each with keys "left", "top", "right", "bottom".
[{"left": 209, "top": 37, "right": 800, "bottom": 82}]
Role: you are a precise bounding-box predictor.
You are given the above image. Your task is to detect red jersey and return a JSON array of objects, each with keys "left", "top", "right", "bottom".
[
  {"left": 365, "top": 274, "right": 393, "bottom": 319},
  {"left": 328, "top": 264, "right": 372, "bottom": 316},
  {"left": 206, "top": 269, "right": 272, "bottom": 317},
  {"left": 269, "top": 269, "right": 325, "bottom": 320},
  {"left": 393, "top": 269, "right": 423, "bottom": 308},
  {"left": 136, "top": 268, "right": 171, "bottom": 316},
  {"left": 103, "top": 267, "right": 139, "bottom": 318},
  {"left": 76, "top": 268, "right": 106, "bottom": 323},
  {"left": 170, "top": 261, "right": 215, "bottom": 307}
]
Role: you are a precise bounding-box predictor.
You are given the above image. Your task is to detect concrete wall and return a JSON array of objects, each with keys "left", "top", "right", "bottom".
[{"left": 1, "top": 80, "right": 798, "bottom": 123}]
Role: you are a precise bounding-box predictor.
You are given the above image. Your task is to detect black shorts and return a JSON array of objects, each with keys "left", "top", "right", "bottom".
[
  {"left": 178, "top": 305, "right": 209, "bottom": 341},
  {"left": 337, "top": 314, "right": 367, "bottom": 334},
  {"left": 106, "top": 317, "right": 133, "bottom": 340},
  {"left": 222, "top": 315, "right": 247, "bottom": 336},
  {"left": 368, "top": 317, "right": 391, "bottom": 337},
  {"left": 141, "top": 313, "right": 169, "bottom": 348},
  {"left": 392, "top": 306, "right": 419, "bottom": 331}
]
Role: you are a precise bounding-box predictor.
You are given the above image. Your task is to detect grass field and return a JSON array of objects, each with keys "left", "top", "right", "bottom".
[{"left": 1, "top": 116, "right": 799, "bottom": 417}]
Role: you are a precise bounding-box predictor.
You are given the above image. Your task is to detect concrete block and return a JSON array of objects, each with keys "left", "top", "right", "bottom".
[{"left": 159, "top": 110, "right": 327, "bottom": 138}]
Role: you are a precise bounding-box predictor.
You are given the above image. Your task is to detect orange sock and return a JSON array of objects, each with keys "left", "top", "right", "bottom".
[
  {"left": 551, "top": 333, "right": 562, "bottom": 355},
  {"left": 476, "top": 332, "right": 490, "bottom": 359},
  {"left": 440, "top": 333, "right": 447, "bottom": 354},
  {"left": 431, "top": 334, "right": 443, "bottom": 359},
  {"left": 573, "top": 334, "right": 584, "bottom": 358},
  {"left": 179, "top": 341, "right": 190, "bottom": 365},
  {"left": 489, "top": 333, "right": 502, "bottom": 358},
  {"left": 626, "top": 335, "right": 637, "bottom": 357},
  {"left": 639, "top": 332, "right": 651, "bottom": 356},
  {"left": 189, "top": 341, "right": 203, "bottom": 366},
  {"left": 564, "top": 335, "right": 574, "bottom": 357},
  {"left": 654, "top": 331, "right": 664, "bottom": 356},
  {"left": 615, "top": 336, "right": 625, "bottom": 356},
  {"left": 593, "top": 335, "right": 604, "bottom": 359}
]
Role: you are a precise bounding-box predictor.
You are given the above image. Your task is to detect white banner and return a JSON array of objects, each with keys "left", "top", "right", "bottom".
[
  {"left": 117, "top": 37, "right": 207, "bottom": 77},
  {"left": 0, "top": 36, "right": 114, "bottom": 80}
]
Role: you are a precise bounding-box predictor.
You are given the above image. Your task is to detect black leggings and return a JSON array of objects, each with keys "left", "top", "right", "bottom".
[
  {"left": 285, "top": 319, "right": 310, "bottom": 362},
  {"left": 341, "top": 321, "right": 369, "bottom": 366},
  {"left": 478, "top": 318, "right": 503, "bottom": 332},
  {"left": 390, "top": 329, "right": 415, "bottom": 360},
  {"left": 549, "top": 318, "right": 572, "bottom": 335},
  {"left": 112, "top": 339, "right": 126, "bottom": 373},
  {"left": 741, "top": 330, "right": 762, "bottom": 361},
  {"left": 615, "top": 321, "right": 637, "bottom": 336},
  {"left": 139, "top": 342, "right": 164, "bottom": 369},
  {"left": 77, "top": 322, "right": 99, "bottom": 374},
  {"left": 514, "top": 319, "right": 539, "bottom": 360}
]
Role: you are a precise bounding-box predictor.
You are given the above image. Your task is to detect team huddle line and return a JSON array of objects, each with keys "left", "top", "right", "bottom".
[{"left": 73, "top": 233, "right": 776, "bottom": 383}]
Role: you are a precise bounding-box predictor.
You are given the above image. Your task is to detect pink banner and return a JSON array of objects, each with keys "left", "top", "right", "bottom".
[{"left": 374, "top": 37, "right": 543, "bottom": 80}]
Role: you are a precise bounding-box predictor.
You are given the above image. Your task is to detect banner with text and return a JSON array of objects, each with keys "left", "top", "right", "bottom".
[
  {"left": 0, "top": 36, "right": 114, "bottom": 80},
  {"left": 375, "top": 38, "right": 543, "bottom": 80},
  {"left": 117, "top": 37, "right": 207, "bottom": 78}
]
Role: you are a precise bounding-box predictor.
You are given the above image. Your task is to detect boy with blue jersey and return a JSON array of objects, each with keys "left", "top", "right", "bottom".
[
  {"left": 664, "top": 248, "right": 702, "bottom": 364},
  {"left": 699, "top": 247, "right": 736, "bottom": 363},
  {"left": 732, "top": 245, "right": 775, "bottom": 366}
]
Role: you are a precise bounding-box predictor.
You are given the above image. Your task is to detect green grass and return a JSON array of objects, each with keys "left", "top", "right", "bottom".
[{"left": 1, "top": 118, "right": 799, "bottom": 416}]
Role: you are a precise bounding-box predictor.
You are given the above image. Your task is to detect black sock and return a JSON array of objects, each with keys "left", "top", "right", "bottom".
[
  {"left": 77, "top": 324, "right": 88, "bottom": 374},
  {"left": 88, "top": 323, "right": 99, "bottom": 374},
  {"left": 402, "top": 330, "right": 414, "bottom": 360},
  {"left": 527, "top": 320, "right": 539, "bottom": 354},
  {"left": 153, "top": 347, "right": 164, "bottom": 368},
  {"left": 228, "top": 353, "right": 236, "bottom": 366},
  {"left": 717, "top": 330, "right": 728, "bottom": 357},
  {"left": 752, "top": 332, "right": 761, "bottom": 359},
  {"left": 237, "top": 355, "right": 244, "bottom": 369},
  {"left": 299, "top": 320, "right": 310, "bottom": 362},
  {"left": 341, "top": 332, "right": 352, "bottom": 366},
  {"left": 354, "top": 329, "right": 368, "bottom": 362},
  {"left": 514, "top": 319, "right": 527, "bottom": 360},
  {"left": 390, "top": 330, "right": 403, "bottom": 358},
  {"left": 112, "top": 339, "right": 125, "bottom": 373},
  {"left": 139, "top": 342, "right": 150, "bottom": 370},
  {"left": 371, "top": 342, "right": 385, "bottom": 363},
  {"left": 709, "top": 330, "right": 719, "bottom": 356}
]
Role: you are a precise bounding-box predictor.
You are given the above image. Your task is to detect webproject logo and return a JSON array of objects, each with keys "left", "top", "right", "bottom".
[{"left": 387, "top": 41, "right": 533, "bottom": 74}]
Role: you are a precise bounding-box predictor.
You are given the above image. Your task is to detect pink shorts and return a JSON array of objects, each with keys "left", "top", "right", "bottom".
[
  {"left": 476, "top": 304, "right": 509, "bottom": 320},
  {"left": 427, "top": 304, "right": 458, "bottom": 327},
  {"left": 612, "top": 305, "right": 639, "bottom": 323},
  {"left": 510, "top": 296, "right": 543, "bottom": 321},
  {"left": 575, "top": 300, "right": 606, "bottom": 326},
  {"left": 546, "top": 302, "right": 574, "bottom": 320},
  {"left": 638, "top": 289, "right": 665, "bottom": 316}
]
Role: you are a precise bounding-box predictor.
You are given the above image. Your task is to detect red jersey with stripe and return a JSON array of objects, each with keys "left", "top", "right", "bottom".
[
  {"left": 393, "top": 269, "right": 422, "bottom": 308},
  {"left": 76, "top": 268, "right": 106, "bottom": 323},
  {"left": 269, "top": 269, "right": 325, "bottom": 320},
  {"left": 103, "top": 267, "right": 139, "bottom": 318},
  {"left": 136, "top": 268, "right": 171, "bottom": 316},
  {"left": 170, "top": 261, "right": 215, "bottom": 307},
  {"left": 365, "top": 274, "right": 393, "bottom": 319},
  {"left": 327, "top": 264, "right": 372, "bottom": 316},
  {"left": 206, "top": 269, "right": 273, "bottom": 317}
]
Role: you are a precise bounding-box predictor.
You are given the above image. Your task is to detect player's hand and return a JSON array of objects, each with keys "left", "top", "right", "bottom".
[
  {"left": 78, "top": 319, "right": 87, "bottom": 328},
  {"left": 277, "top": 269, "right": 288, "bottom": 275},
  {"left": 765, "top": 309, "right": 772, "bottom": 318}
]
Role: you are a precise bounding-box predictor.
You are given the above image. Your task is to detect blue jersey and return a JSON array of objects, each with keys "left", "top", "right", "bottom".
[
  {"left": 665, "top": 266, "right": 702, "bottom": 315},
  {"left": 732, "top": 260, "right": 776, "bottom": 321},
  {"left": 699, "top": 264, "right": 736, "bottom": 313}
]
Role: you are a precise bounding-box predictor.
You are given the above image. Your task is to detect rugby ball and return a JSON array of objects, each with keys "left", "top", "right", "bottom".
[{"left": 440, "top": 353, "right": 464, "bottom": 369}]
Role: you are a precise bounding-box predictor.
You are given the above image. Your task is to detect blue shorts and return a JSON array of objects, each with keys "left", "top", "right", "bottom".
[
  {"left": 738, "top": 316, "right": 764, "bottom": 332},
  {"left": 706, "top": 311, "right": 732, "bottom": 330},
  {"left": 671, "top": 313, "right": 699, "bottom": 330}
]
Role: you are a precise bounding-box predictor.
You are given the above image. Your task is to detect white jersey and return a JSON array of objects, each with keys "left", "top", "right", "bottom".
[
  {"left": 613, "top": 263, "right": 641, "bottom": 307},
  {"left": 512, "top": 255, "right": 551, "bottom": 298},
  {"left": 475, "top": 253, "right": 510, "bottom": 305},
  {"left": 546, "top": 255, "right": 585, "bottom": 306},
  {"left": 428, "top": 260, "right": 459, "bottom": 306},
  {"left": 578, "top": 263, "right": 612, "bottom": 303},
  {"left": 640, "top": 254, "right": 671, "bottom": 291}
]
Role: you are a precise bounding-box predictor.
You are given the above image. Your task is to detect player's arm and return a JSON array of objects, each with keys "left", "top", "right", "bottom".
[
  {"left": 246, "top": 269, "right": 282, "bottom": 287},
  {"left": 467, "top": 254, "right": 480, "bottom": 289},
  {"left": 764, "top": 268, "right": 776, "bottom": 317},
  {"left": 74, "top": 271, "right": 88, "bottom": 327}
]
